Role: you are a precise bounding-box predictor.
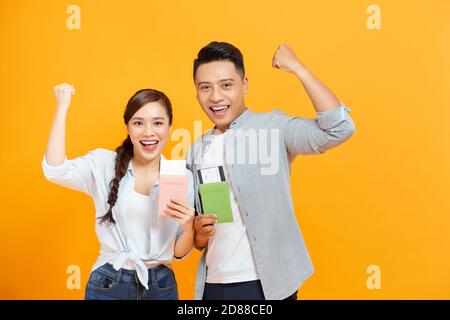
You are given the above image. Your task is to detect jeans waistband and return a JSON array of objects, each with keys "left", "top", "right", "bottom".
[{"left": 98, "top": 263, "right": 168, "bottom": 282}]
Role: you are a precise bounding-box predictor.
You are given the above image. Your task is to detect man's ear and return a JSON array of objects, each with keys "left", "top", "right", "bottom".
[
  {"left": 194, "top": 82, "right": 199, "bottom": 100},
  {"left": 243, "top": 77, "right": 249, "bottom": 95}
]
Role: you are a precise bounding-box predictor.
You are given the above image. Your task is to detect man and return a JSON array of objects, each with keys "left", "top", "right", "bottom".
[{"left": 187, "top": 41, "right": 355, "bottom": 300}]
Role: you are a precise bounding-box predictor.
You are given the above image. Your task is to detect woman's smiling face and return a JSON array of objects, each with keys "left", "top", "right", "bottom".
[{"left": 127, "top": 101, "right": 171, "bottom": 163}]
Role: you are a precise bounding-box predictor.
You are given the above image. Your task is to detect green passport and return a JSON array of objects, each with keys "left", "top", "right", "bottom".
[{"left": 199, "top": 181, "right": 234, "bottom": 223}]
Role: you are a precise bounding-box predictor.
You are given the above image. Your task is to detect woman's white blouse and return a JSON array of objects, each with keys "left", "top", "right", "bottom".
[{"left": 42, "top": 148, "right": 194, "bottom": 289}]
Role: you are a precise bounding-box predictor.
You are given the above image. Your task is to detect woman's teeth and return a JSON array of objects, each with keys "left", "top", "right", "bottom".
[{"left": 140, "top": 140, "right": 158, "bottom": 151}]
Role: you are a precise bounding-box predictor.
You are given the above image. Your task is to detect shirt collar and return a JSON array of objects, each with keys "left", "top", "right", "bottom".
[
  {"left": 229, "top": 108, "right": 252, "bottom": 128},
  {"left": 199, "top": 108, "right": 253, "bottom": 157},
  {"left": 207, "top": 108, "right": 253, "bottom": 137}
]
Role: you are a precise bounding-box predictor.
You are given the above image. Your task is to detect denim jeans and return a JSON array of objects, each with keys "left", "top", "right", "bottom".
[{"left": 85, "top": 263, "right": 178, "bottom": 300}]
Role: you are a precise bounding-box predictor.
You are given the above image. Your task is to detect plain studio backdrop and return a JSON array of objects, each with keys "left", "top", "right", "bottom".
[{"left": 0, "top": 0, "right": 449, "bottom": 299}]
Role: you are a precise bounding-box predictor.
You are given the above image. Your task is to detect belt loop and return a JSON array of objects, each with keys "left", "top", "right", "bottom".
[
  {"left": 150, "top": 266, "right": 155, "bottom": 287},
  {"left": 134, "top": 270, "right": 139, "bottom": 286},
  {"left": 115, "top": 268, "right": 122, "bottom": 283}
]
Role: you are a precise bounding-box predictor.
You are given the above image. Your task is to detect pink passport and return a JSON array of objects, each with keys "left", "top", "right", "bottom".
[{"left": 158, "top": 175, "right": 188, "bottom": 216}]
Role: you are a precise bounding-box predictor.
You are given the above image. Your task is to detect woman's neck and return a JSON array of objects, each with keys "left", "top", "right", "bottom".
[{"left": 131, "top": 155, "right": 160, "bottom": 174}]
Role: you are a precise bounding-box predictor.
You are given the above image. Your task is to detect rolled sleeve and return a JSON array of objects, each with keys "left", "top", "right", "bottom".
[
  {"left": 41, "top": 150, "right": 101, "bottom": 196},
  {"left": 176, "top": 225, "right": 185, "bottom": 240},
  {"left": 317, "top": 104, "right": 352, "bottom": 130},
  {"left": 173, "top": 250, "right": 193, "bottom": 261},
  {"left": 283, "top": 102, "right": 356, "bottom": 156},
  {"left": 42, "top": 155, "right": 70, "bottom": 179}
]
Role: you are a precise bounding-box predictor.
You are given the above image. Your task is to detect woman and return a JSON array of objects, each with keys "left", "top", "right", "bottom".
[{"left": 42, "top": 83, "right": 195, "bottom": 300}]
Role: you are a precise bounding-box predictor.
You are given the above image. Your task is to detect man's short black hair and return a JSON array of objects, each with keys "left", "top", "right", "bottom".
[{"left": 193, "top": 41, "right": 245, "bottom": 80}]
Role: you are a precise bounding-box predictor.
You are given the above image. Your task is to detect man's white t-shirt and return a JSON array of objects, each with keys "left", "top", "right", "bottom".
[{"left": 201, "top": 131, "right": 259, "bottom": 284}]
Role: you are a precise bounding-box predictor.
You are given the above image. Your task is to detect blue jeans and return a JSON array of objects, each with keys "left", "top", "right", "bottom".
[{"left": 85, "top": 263, "right": 178, "bottom": 300}]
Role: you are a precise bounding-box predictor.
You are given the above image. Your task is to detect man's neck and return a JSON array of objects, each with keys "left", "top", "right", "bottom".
[{"left": 215, "top": 106, "right": 248, "bottom": 133}]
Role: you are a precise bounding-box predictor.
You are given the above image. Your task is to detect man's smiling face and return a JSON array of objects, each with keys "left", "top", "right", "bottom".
[{"left": 195, "top": 60, "right": 248, "bottom": 133}]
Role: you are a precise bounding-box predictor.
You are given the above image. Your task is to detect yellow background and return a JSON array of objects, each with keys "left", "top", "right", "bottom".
[{"left": 1, "top": 0, "right": 449, "bottom": 299}]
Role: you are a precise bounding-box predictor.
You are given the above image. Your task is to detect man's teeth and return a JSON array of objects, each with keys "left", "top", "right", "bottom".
[{"left": 211, "top": 105, "right": 229, "bottom": 112}]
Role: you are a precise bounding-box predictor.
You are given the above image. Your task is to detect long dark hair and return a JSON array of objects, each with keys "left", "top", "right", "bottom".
[{"left": 98, "top": 89, "right": 173, "bottom": 225}]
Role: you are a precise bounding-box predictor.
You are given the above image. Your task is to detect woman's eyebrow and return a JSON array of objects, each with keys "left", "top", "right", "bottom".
[{"left": 131, "top": 116, "right": 166, "bottom": 121}]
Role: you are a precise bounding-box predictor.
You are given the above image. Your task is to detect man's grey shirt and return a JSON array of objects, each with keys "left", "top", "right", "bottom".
[{"left": 186, "top": 103, "right": 356, "bottom": 300}]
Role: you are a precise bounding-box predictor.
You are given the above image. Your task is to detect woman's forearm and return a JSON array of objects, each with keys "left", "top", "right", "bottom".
[
  {"left": 174, "top": 230, "right": 195, "bottom": 258},
  {"left": 45, "top": 84, "right": 75, "bottom": 166},
  {"left": 45, "top": 107, "right": 68, "bottom": 166}
]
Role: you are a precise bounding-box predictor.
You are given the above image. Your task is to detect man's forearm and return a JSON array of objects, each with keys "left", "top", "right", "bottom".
[
  {"left": 194, "top": 234, "right": 209, "bottom": 250},
  {"left": 292, "top": 64, "right": 341, "bottom": 113}
]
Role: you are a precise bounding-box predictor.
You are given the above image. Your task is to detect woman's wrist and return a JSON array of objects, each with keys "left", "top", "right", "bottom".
[
  {"left": 55, "top": 105, "right": 69, "bottom": 116},
  {"left": 182, "top": 227, "right": 195, "bottom": 236}
]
